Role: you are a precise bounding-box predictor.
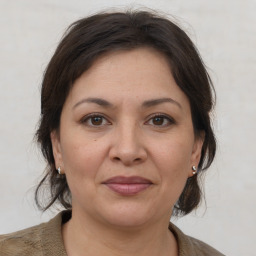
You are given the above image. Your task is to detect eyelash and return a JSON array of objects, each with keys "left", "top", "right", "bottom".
[
  {"left": 80, "top": 113, "right": 175, "bottom": 128},
  {"left": 80, "top": 113, "right": 110, "bottom": 127},
  {"left": 145, "top": 113, "right": 175, "bottom": 127}
]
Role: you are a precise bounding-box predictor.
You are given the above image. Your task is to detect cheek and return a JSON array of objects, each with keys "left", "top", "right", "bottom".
[
  {"left": 151, "top": 137, "right": 193, "bottom": 193},
  {"left": 61, "top": 138, "right": 108, "bottom": 204},
  {"left": 60, "top": 136, "right": 107, "bottom": 180},
  {"left": 154, "top": 137, "right": 193, "bottom": 172}
]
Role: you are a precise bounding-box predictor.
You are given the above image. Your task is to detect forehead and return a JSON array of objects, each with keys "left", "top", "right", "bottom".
[{"left": 65, "top": 47, "right": 189, "bottom": 110}]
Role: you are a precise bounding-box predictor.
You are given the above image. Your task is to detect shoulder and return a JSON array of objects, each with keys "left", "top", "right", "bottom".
[
  {"left": 169, "top": 222, "right": 225, "bottom": 256},
  {"left": 0, "top": 223, "right": 44, "bottom": 255},
  {"left": 0, "top": 211, "right": 69, "bottom": 256},
  {"left": 186, "top": 235, "right": 225, "bottom": 256}
]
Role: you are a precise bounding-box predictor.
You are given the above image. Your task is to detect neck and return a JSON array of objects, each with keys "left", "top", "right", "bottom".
[{"left": 62, "top": 210, "right": 178, "bottom": 256}]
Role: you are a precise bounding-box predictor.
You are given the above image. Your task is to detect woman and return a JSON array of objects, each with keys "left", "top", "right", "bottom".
[{"left": 0, "top": 10, "right": 224, "bottom": 255}]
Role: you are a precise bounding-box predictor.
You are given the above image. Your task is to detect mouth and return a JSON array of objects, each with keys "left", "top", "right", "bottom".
[{"left": 102, "top": 176, "right": 153, "bottom": 196}]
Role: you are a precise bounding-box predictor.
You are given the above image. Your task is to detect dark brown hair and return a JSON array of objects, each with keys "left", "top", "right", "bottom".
[{"left": 35, "top": 9, "right": 216, "bottom": 216}]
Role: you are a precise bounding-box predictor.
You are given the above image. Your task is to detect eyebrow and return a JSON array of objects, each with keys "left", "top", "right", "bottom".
[
  {"left": 73, "top": 97, "right": 114, "bottom": 109},
  {"left": 142, "top": 97, "right": 182, "bottom": 109},
  {"left": 73, "top": 97, "right": 182, "bottom": 109}
]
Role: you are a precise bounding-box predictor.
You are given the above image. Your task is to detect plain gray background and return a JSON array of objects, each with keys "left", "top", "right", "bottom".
[{"left": 0, "top": 1, "right": 256, "bottom": 255}]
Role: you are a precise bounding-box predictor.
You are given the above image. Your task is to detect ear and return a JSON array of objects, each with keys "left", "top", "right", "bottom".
[
  {"left": 189, "top": 131, "right": 205, "bottom": 177},
  {"left": 50, "top": 130, "right": 63, "bottom": 170}
]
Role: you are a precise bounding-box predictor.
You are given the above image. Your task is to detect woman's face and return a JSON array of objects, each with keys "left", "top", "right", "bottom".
[{"left": 51, "top": 48, "right": 203, "bottom": 227}]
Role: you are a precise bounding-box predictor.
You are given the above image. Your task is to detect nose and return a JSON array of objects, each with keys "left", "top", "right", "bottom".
[{"left": 109, "top": 122, "right": 147, "bottom": 166}]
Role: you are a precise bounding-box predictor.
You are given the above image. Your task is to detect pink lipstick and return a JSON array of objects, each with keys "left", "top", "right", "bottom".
[{"left": 103, "top": 176, "right": 152, "bottom": 196}]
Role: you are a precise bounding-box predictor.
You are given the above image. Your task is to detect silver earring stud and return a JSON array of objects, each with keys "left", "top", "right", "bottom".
[
  {"left": 57, "top": 167, "right": 62, "bottom": 175},
  {"left": 192, "top": 166, "right": 197, "bottom": 175}
]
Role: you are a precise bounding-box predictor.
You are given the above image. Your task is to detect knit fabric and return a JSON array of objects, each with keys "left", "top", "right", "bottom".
[{"left": 0, "top": 211, "right": 224, "bottom": 256}]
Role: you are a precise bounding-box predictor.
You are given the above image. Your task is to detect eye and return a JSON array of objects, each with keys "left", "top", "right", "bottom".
[
  {"left": 146, "top": 114, "right": 175, "bottom": 127},
  {"left": 81, "top": 114, "right": 110, "bottom": 127}
]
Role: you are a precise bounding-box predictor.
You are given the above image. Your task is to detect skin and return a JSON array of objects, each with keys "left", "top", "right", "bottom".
[{"left": 51, "top": 47, "right": 204, "bottom": 256}]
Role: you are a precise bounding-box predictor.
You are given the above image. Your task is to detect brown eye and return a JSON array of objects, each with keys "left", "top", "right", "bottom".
[
  {"left": 146, "top": 114, "right": 175, "bottom": 127},
  {"left": 81, "top": 114, "right": 110, "bottom": 127},
  {"left": 91, "top": 116, "right": 103, "bottom": 125},
  {"left": 152, "top": 116, "right": 164, "bottom": 125}
]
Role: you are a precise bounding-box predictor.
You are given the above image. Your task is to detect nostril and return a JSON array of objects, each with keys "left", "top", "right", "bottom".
[{"left": 111, "top": 156, "right": 142, "bottom": 164}]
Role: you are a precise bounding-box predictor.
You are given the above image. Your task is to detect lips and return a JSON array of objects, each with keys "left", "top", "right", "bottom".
[{"left": 102, "top": 176, "right": 153, "bottom": 195}]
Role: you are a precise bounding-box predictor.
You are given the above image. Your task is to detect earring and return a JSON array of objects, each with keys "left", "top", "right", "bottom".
[
  {"left": 192, "top": 166, "right": 197, "bottom": 175},
  {"left": 57, "top": 166, "right": 63, "bottom": 175}
]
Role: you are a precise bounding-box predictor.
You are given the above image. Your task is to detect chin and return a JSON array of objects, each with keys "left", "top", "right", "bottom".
[
  {"left": 105, "top": 215, "right": 150, "bottom": 229},
  {"left": 98, "top": 203, "right": 156, "bottom": 229}
]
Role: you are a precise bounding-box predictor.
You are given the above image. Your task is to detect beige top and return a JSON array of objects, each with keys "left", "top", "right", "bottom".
[{"left": 0, "top": 210, "right": 224, "bottom": 256}]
